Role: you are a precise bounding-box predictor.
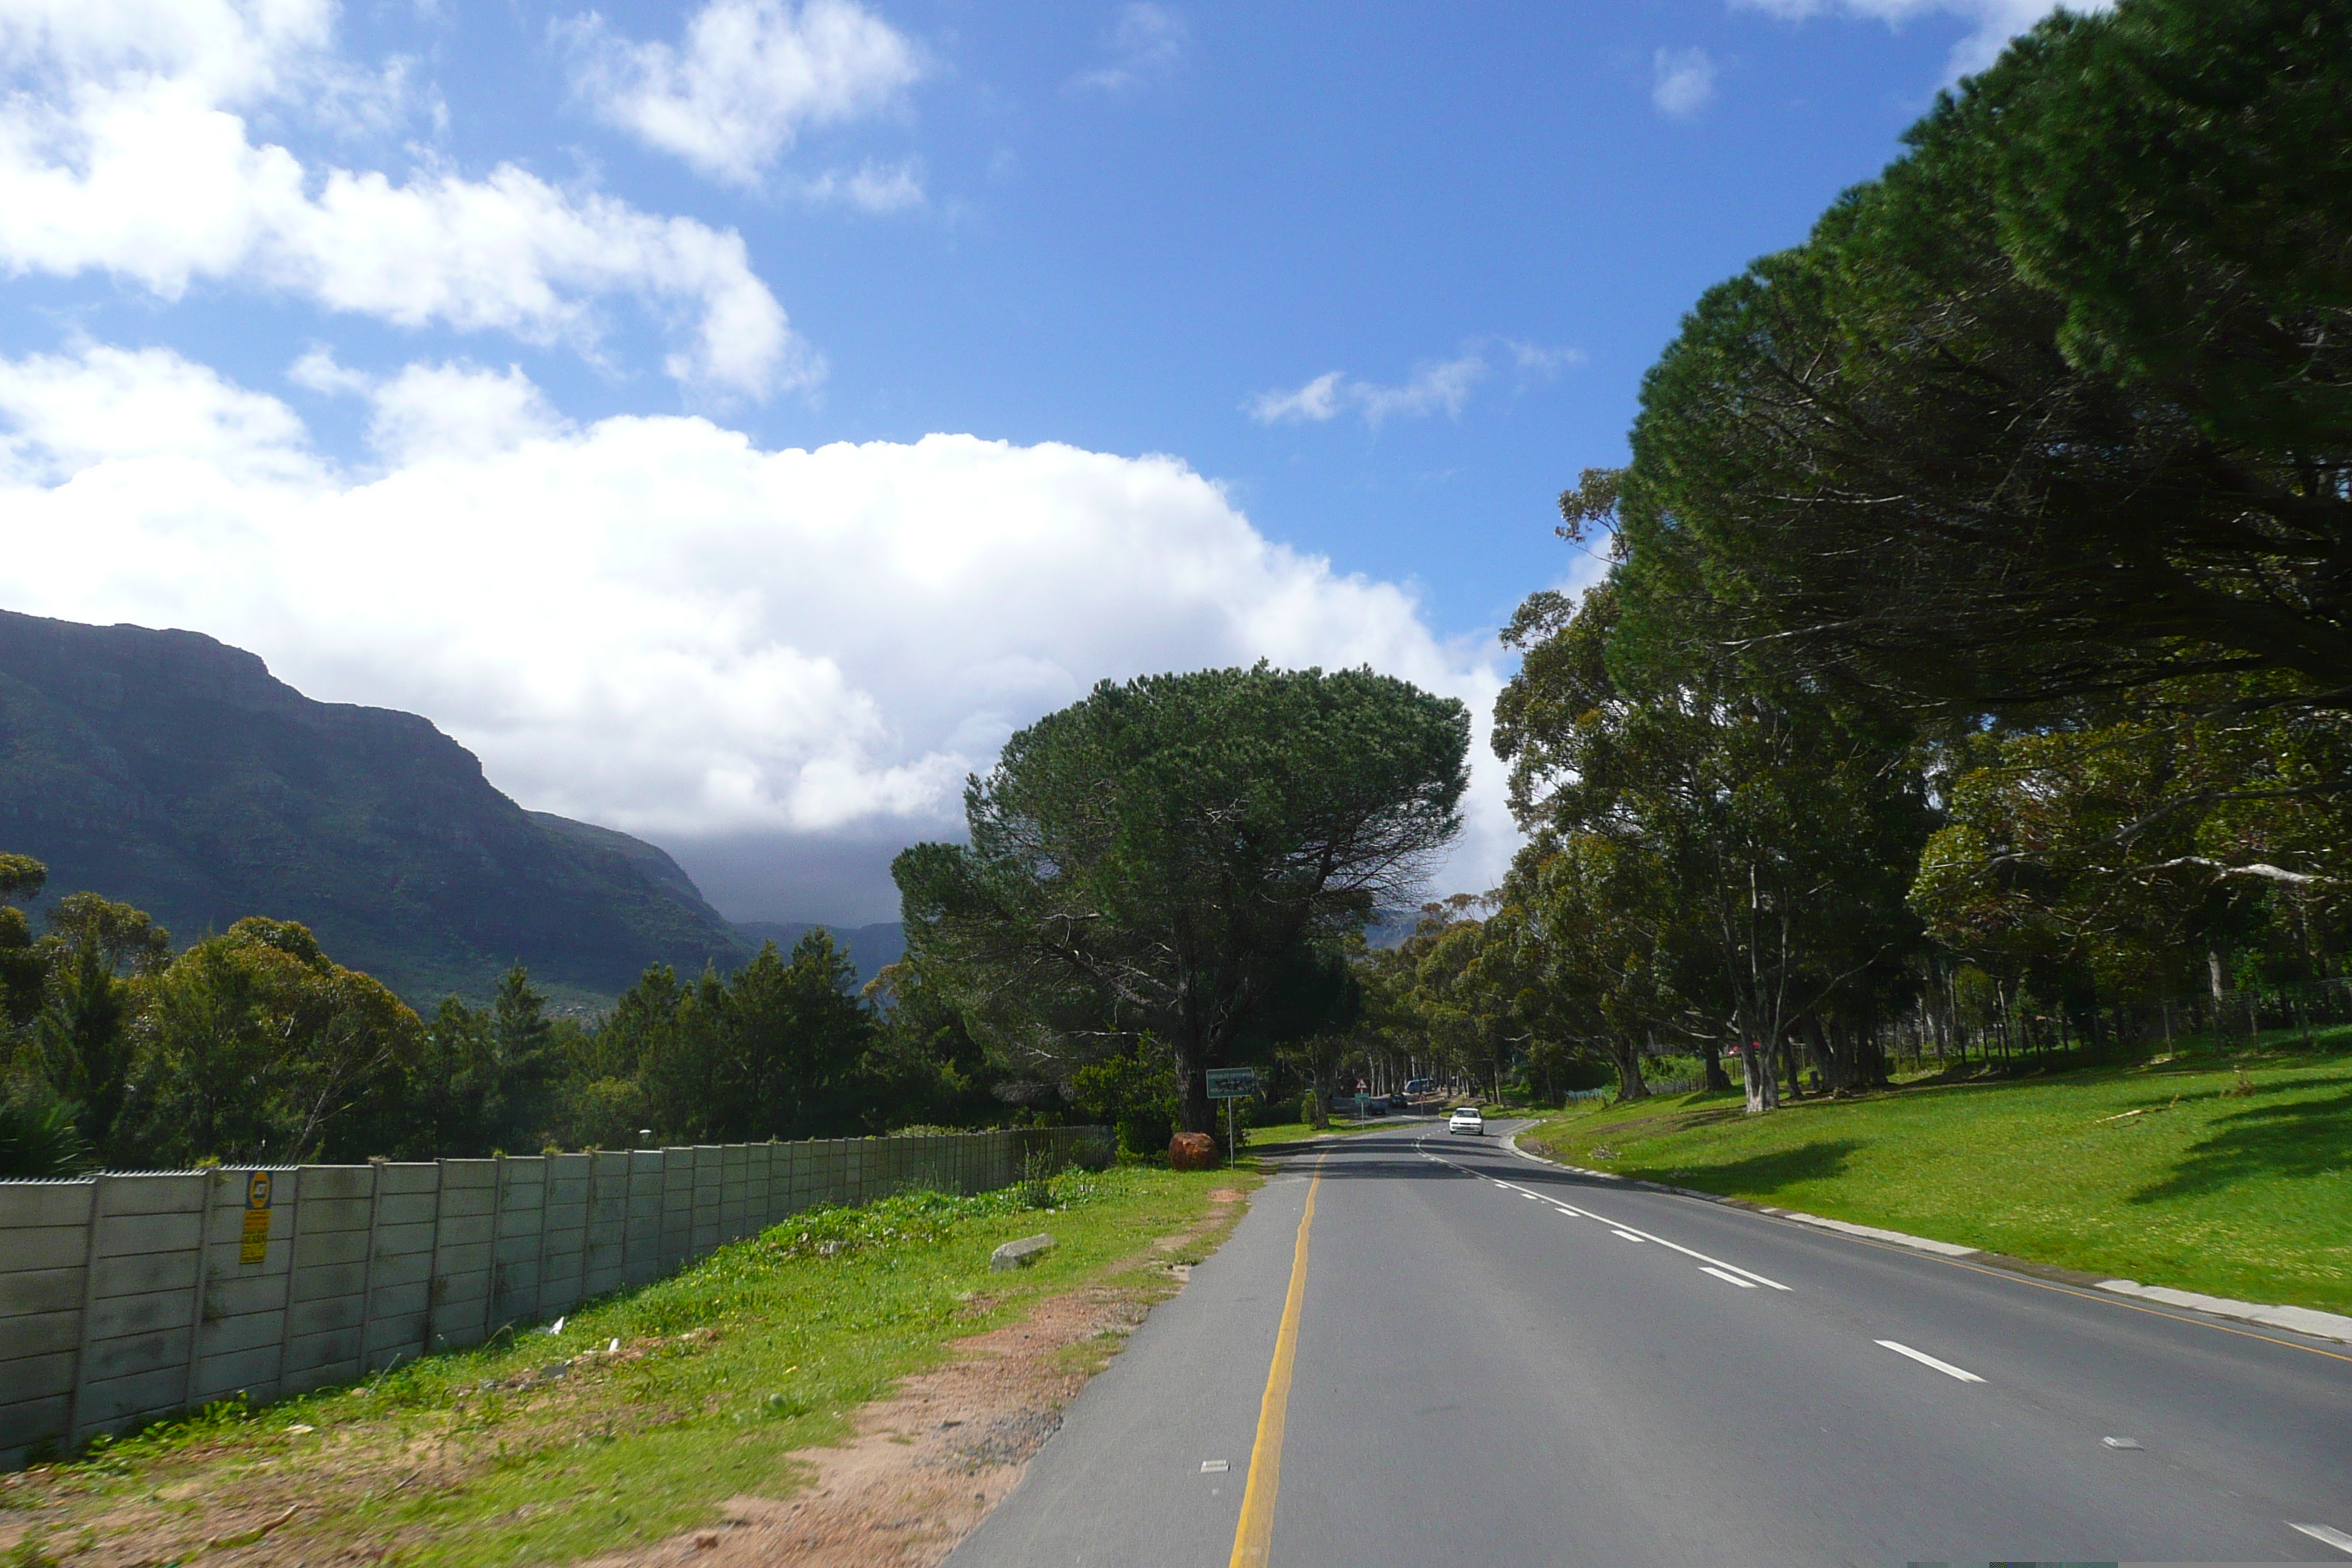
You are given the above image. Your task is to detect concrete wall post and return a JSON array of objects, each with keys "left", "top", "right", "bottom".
[{"left": 59, "top": 1172, "right": 110, "bottom": 1452}]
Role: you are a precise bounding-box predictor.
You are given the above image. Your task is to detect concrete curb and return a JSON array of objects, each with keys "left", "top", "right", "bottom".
[{"left": 1500, "top": 1128, "right": 2352, "bottom": 1347}]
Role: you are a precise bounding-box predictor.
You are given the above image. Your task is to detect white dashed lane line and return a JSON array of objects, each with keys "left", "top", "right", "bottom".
[
  {"left": 1417, "top": 1134, "right": 1792, "bottom": 1291},
  {"left": 2290, "top": 1522, "right": 2352, "bottom": 1557},
  {"left": 1875, "top": 1339, "right": 1986, "bottom": 1383}
]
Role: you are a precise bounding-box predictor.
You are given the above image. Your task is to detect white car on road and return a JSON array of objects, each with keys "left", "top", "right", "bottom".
[{"left": 1448, "top": 1107, "right": 1485, "bottom": 1136}]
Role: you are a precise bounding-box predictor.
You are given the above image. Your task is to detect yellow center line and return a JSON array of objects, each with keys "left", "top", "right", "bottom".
[{"left": 1230, "top": 1159, "right": 1322, "bottom": 1568}]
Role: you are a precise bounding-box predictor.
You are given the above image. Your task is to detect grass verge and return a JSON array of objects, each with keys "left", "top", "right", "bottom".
[
  {"left": 1519, "top": 1036, "right": 2352, "bottom": 1315},
  {"left": 0, "top": 1165, "right": 1254, "bottom": 1568},
  {"left": 1241, "top": 1117, "right": 1385, "bottom": 1147}
]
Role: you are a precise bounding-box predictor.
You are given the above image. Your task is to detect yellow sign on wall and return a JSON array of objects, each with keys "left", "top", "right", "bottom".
[{"left": 239, "top": 1171, "right": 272, "bottom": 1264}]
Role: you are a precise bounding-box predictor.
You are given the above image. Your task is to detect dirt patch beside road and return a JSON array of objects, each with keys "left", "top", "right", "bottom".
[{"left": 586, "top": 1187, "right": 1247, "bottom": 1568}]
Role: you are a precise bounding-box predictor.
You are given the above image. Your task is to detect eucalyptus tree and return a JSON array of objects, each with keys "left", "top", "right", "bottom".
[
  {"left": 119, "top": 918, "right": 422, "bottom": 1166},
  {"left": 895, "top": 664, "right": 1469, "bottom": 1132},
  {"left": 1495, "top": 572, "right": 1932, "bottom": 1109}
]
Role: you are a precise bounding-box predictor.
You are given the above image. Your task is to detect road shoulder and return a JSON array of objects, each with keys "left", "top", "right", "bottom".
[{"left": 1502, "top": 1126, "right": 2352, "bottom": 1346}]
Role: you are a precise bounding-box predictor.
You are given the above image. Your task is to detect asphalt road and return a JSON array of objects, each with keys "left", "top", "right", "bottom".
[{"left": 946, "top": 1117, "right": 2352, "bottom": 1567}]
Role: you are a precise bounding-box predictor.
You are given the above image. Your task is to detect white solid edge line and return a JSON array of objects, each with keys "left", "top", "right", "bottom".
[
  {"left": 1874, "top": 1339, "right": 1985, "bottom": 1383},
  {"left": 1701, "top": 1266, "right": 1759, "bottom": 1289},
  {"left": 2291, "top": 1522, "right": 2352, "bottom": 1556}
]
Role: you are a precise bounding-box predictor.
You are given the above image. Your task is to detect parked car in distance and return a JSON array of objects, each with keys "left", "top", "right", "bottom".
[
  {"left": 1448, "top": 1107, "right": 1485, "bottom": 1136},
  {"left": 1355, "top": 1094, "right": 1388, "bottom": 1118},
  {"left": 1403, "top": 1078, "right": 1433, "bottom": 1098},
  {"left": 1387, "top": 1092, "right": 1409, "bottom": 1109}
]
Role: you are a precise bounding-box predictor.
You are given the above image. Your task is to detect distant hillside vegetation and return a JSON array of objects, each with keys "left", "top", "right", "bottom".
[{"left": 0, "top": 611, "right": 746, "bottom": 1003}]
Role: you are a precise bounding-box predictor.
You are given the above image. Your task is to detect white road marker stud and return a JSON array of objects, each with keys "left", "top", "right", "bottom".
[
  {"left": 2290, "top": 1522, "right": 2352, "bottom": 1556},
  {"left": 1875, "top": 1339, "right": 1985, "bottom": 1383},
  {"left": 1612, "top": 1229, "right": 1646, "bottom": 1243},
  {"left": 1201, "top": 1460, "right": 1229, "bottom": 1473},
  {"left": 1701, "top": 1266, "right": 1758, "bottom": 1289},
  {"left": 2101, "top": 1436, "right": 2143, "bottom": 1450}
]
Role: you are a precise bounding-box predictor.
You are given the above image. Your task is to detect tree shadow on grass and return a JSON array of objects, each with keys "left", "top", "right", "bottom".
[
  {"left": 1625, "top": 1138, "right": 1864, "bottom": 1196},
  {"left": 2127, "top": 1087, "right": 2352, "bottom": 1204}
]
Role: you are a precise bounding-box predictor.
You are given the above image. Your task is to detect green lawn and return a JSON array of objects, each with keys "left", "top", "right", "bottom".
[
  {"left": 1519, "top": 1039, "right": 2352, "bottom": 1316},
  {"left": 0, "top": 1166, "right": 1251, "bottom": 1568}
]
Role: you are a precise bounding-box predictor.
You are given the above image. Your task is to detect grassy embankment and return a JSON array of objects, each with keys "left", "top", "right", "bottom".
[
  {"left": 1520, "top": 1030, "right": 2352, "bottom": 1316},
  {"left": 0, "top": 1165, "right": 1254, "bottom": 1568}
]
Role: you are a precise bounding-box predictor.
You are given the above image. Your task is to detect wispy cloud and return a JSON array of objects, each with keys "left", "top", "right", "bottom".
[
  {"left": 1248, "top": 339, "right": 1584, "bottom": 429},
  {"left": 794, "top": 158, "right": 926, "bottom": 211},
  {"left": 1250, "top": 354, "right": 1486, "bottom": 429},
  {"left": 1503, "top": 340, "right": 1588, "bottom": 376},
  {"left": 1069, "top": 2, "right": 1188, "bottom": 94},
  {"left": 1651, "top": 46, "right": 1718, "bottom": 118},
  {"left": 1733, "top": 0, "right": 2106, "bottom": 79}
]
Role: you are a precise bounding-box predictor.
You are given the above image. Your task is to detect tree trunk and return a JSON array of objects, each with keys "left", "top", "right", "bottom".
[
  {"left": 1175, "top": 1042, "right": 1213, "bottom": 1134},
  {"left": 1702, "top": 1038, "right": 1731, "bottom": 1092},
  {"left": 1609, "top": 1037, "right": 1650, "bottom": 1101},
  {"left": 1739, "top": 1040, "right": 1779, "bottom": 1114}
]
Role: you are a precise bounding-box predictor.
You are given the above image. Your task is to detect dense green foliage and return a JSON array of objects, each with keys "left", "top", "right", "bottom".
[
  {"left": 0, "top": 859, "right": 1011, "bottom": 1173},
  {"left": 1616, "top": 0, "right": 2352, "bottom": 720},
  {"left": 1355, "top": 0, "right": 2352, "bottom": 1113},
  {"left": 894, "top": 663, "right": 1467, "bottom": 1133}
]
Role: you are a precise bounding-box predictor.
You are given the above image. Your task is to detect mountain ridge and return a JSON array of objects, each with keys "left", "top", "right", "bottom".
[{"left": 0, "top": 610, "right": 746, "bottom": 1004}]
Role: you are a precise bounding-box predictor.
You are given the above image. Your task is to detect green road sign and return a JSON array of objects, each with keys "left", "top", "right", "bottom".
[{"left": 1205, "top": 1067, "right": 1259, "bottom": 1099}]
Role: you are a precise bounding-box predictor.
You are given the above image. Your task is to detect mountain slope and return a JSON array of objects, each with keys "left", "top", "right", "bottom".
[{"left": 0, "top": 611, "right": 745, "bottom": 1002}]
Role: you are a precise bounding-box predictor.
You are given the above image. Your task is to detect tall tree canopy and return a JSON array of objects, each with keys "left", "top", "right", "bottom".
[
  {"left": 1496, "top": 571, "right": 1934, "bottom": 1109},
  {"left": 895, "top": 663, "right": 1469, "bottom": 1132},
  {"left": 1619, "top": 0, "right": 2352, "bottom": 720}
]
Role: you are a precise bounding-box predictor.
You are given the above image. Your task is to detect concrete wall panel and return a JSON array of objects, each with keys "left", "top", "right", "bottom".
[{"left": 0, "top": 1127, "right": 1095, "bottom": 1459}]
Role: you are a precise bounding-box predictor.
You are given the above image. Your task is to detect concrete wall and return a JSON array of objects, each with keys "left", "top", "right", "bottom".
[{"left": 0, "top": 1126, "right": 1099, "bottom": 1467}]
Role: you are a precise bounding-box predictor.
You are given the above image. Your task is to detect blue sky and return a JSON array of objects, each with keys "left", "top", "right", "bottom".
[{"left": 0, "top": 0, "right": 2065, "bottom": 921}]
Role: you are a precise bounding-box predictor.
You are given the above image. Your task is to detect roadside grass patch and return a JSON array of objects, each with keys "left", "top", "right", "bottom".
[
  {"left": 0, "top": 1168, "right": 1251, "bottom": 1568},
  {"left": 1520, "top": 1044, "right": 2352, "bottom": 1315},
  {"left": 1243, "top": 1117, "right": 1383, "bottom": 1147}
]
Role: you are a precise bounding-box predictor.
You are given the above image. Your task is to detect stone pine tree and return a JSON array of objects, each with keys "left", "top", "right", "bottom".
[
  {"left": 1618, "top": 0, "right": 2352, "bottom": 722},
  {"left": 894, "top": 663, "right": 1469, "bottom": 1134}
]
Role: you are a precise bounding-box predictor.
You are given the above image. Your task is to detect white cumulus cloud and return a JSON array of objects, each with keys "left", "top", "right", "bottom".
[
  {"left": 1651, "top": 46, "right": 1718, "bottom": 118},
  {"left": 0, "top": 341, "right": 1518, "bottom": 920},
  {"left": 563, "top": 0, "right": 923, "bottom": 188},
  {"left": 0, "top": 0, "right": 812, "bottom": 398},
  {"left": 1733, "top": 0, "right": 2106, "bottom": 78}
]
